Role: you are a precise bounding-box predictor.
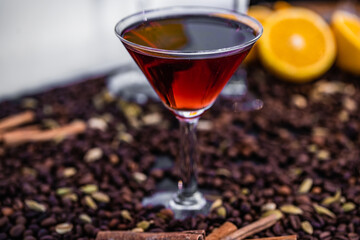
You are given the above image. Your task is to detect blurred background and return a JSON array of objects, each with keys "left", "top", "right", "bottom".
[
  {"left": 0, "top": 0, "right": 356, "bottom": 100},
  {"left": 0, "top": 0, "right": 245, "bottom": 99}
]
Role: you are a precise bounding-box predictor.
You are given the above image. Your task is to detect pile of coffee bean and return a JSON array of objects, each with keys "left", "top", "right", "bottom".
[{"left": 0, "top": 66, "right": 359, "bottom": 240}]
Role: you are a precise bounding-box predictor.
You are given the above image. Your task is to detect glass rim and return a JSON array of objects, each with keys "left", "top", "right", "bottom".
[{"left": 114, "top": 6, "right": 263, "bottom": 57}]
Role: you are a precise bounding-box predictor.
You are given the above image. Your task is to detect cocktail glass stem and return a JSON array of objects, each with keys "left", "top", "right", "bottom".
[{"left": 169, "top": 116, "right": 206, "bottom": 210}]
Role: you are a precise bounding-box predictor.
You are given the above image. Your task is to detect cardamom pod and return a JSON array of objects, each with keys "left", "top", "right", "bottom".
[
  {"left": 63, "top": 167, "right": 77, "bottom": 178},
  {"left": 25, "top": 200, "right": 46, "bottom": 212},
  {"left": 261, "top": 202, "right": 277, "bottom": 212},
  {"left": 91, "top": 192, "right": 110, "bottom": 203},
  {"left": 241, "top": 188, "right": 250, "bottom": 195},
  {"left": 216, "top": 168, "right": 231, "bottom": 177},
  {"left": 301, "top": 221, "right": 313, "bottom": 234},
  {"left": 137, "top": 220, "right": 151, "bottom": 231},
  {"left": 261, "top": 210, "right": 283, "bottom": 220},
  {"left": 121, "top": 210, "right": 132, "bottom": 221},
  {"left": 133, "top": 172, "right": 147, "bottom": 184},
  {"left": 63, "top": 193, "right": 78, "bottom": 202},
  {"left": 321, "top": 189, "right": 341, "bottom": 206},
  {"left": 280, "top": 204, "right": 303, "bottom": 215},
  {"left": 210, "top": 199, "right": 222, "bottom": 211},
  {"left": 291, "top": 168, "right": 303, "bottom": 177},
  {"left": 56, "top": 187, "right": 72, "bottom": 196},
  {"left": 313, "top": 204, "right": 335, "bottom": 218},
  {"left": 132, "top": 227, "right": 144, "bottom": 233},
  {"left": 84, "top": 196, "right": 97, "bottom": 210},
  {"left": 55, "top": 223, "right": 73, "bottom": 234},
  {"left": 80, "top": 184, "right": 98, "bottom": 194},
  {"left": 216, "top": 206, "right": 227, "bottom": 218},
  {"left": 317, "top": 150, "right": 330, "bottom": 160},
  {"left": 298, "top": 178, "right": 313, "bottom": 194},
  {"left": 84, "top": 148, "right": 103, "bottom": 162},
  {"left": 342, "top": 202, "right": 356, "bottom": 212},
  {"left": 22, "top": 167, "right": 37, "bottom": 177},
  {"left": 79, "top": 213, "right": 92, "bottom": 223}
]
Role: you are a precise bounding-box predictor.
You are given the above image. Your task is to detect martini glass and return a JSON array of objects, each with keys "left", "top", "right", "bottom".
[{"left": 115, "top": 6, "right": 262, "bottom": 218}]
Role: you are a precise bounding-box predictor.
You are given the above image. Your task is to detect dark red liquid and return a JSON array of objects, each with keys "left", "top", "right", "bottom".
[{"left": 121, "top": 15, "right": 256, "bottom": 111}]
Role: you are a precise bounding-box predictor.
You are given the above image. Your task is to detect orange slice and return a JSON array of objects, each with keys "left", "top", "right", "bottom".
[
  {"left": 331, "top": 10, "right": 360, "bottom": 75},
  {"left": 243, "top": 5, "right": 273, "bottom": 64},
  {"left": 258, "top": 8, "right": 336, "bottom": 83}
]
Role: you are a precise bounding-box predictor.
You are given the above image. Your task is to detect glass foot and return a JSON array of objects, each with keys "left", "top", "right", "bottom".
[{"left": 142, "top": 191, "right": 210, "bottom": 219}]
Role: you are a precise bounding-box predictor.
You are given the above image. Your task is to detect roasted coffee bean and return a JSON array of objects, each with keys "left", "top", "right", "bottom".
[
  {"left": 348, "top": 233, "right": 360, "bottom": 240},
  {"left": 40, "top": 235, "right": 55, "bottom": 240},
  {"left": 272, "top": 222, "right": 284, "bottom": 235},
  {"left": 0, "top": 216, "right": 8, "bottom": 228},
  {"left": 16, "top": 216, "right": 27, "bottom": 225},
  {"left": 289, "top": 215, "right": 301, "bottom": 230},
  {"left": 9, "top": 224, "right": 25, "bottom": 237},
  {"left": 1, "top": 207, "right": 14, "bottom": 216},
  {"left": 319, "top": 231, "right": 332, "bottom": 240},
  {"left": 1, "top": 66, "right": 360, "bottom": 238},
  {"left": 84, "top": 223, "right": 96, "bottom": 236},
  {"left": 24, "top": 229, "right": 33, "bottom": 236},
  {"left": 24, "top": 236, "right": 36, "bottom": 240},
  {"left": 41, "top": 217, "right": 57, "bottom": 227},
  {"left": 0, "top": 233, "right": 7, "bottom": 240},
  {"left": 37, "top": 228, "right": 49, "bottom": 238}
]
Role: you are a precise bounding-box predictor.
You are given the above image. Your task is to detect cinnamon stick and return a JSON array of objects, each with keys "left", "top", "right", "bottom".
[
  {"left": 221, "top": 214, "right": 279, "bottom": 240},
  {"left": 207, "top": 222, "right": 237, "bottom": 240},
  {"left": 0, "top": 111, "right": 35, "bottom": 133},
  {"left": 96, "top": 230, "right": 205, "bottom": 240},
  {"left": 3, "top": 120, "right": 86, "bottom": 145},
  {"left": 247, "top": 236, "right": 297, "bottom": 240}
]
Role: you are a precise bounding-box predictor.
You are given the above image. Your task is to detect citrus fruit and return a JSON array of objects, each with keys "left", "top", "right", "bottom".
[
  {"left": 258, "top": 8, "right": 336, "bottom": 83},
  {"left": 273, "top": 1, "right": 292, "bottom": 11},
  {"left": 331, "top": 10, "right": 360, "bottom": 75},
  {"left": 243, "top": 5, "right": 273, "bottom": 64}
]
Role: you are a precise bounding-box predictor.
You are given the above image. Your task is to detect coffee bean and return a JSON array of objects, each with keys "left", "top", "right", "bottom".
[
  {"left": 37, "top": 228, "right": 49, "bottom": 238},
  {"left": 16, "top": 216, "right": 27, "bottom": 225},
  {"left": 84, "top": 223, "right": 96, "bottom": 236},
  {"left": 277, "top": 185, "right": 292, "bottom": 196},
  {"left": 9, "top": 224, "right": 25, "bottom": 237},
  {"left": 108, "top": 218, "right": 119, "bottom": 229},
  {"left": 24, "top": 236, "right": 36, "bottom": 240},
  {"left": 41, "top": 217, "right": 57, "bottom": 227},
  {"left": 1, "top": 66, "right": 360, "bottom": 238},
  {"left": 348, "top": 233, "right": 360, "bottom": 240},
  {"left": 28, "top": 224, "right": 40, "bottom": 232},
  {"left": 289, "top": 215, "right": 301, "bottom": 230},
  {"left": 0, "top": 233, "right": 7, "bottom": 240},
  {"left": 272, "top": 222, "right": 284, "bottom": 235},
  {"left": 0, "top": 216, "right": 8, "bottom": 228},
  {"left": 1, "top": 207, "right": 14, "bottom": 216},
  {"left": 40, "top": 236, "right": 55, "bottom": 240},
  {"left": 24, "top": 229, "right": 33, "bottom": 236}
]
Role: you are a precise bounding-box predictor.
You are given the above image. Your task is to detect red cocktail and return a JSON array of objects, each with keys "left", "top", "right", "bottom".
[{"left": 115, "top": 6, "right": 262, "bottom": 218}]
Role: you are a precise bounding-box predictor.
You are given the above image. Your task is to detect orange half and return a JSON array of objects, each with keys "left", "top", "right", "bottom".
[
  {"left": 258, "top": 8, "right": 336, "bottom": 83},
  {"left": 332, "top": 10, "right": 360, "bottom": 75}
]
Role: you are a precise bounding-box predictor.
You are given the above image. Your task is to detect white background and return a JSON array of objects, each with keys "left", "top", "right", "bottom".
[{"left": 0, "top": 0, "right": 247, "bottom": 99}]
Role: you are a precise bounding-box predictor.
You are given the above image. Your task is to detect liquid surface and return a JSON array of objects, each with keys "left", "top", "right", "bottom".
[
  {"left": 121, "top": 15, "right": 256, "bottom": 112},
  {"left": 123, "top": 15, "right": 256, "bottom": 52}
]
